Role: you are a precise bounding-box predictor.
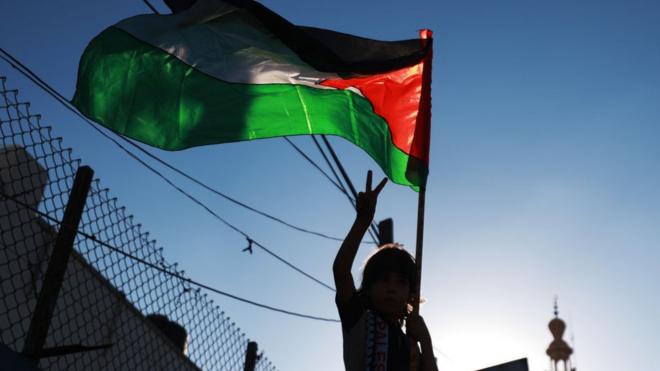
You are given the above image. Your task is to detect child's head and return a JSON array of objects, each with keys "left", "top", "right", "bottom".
[{"left": 358, "top": 244, "right": 416, "bottom": 320}]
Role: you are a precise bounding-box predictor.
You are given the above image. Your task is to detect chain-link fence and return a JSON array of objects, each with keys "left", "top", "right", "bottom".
[{"left": 0, "top": 74, "right": 277, "bottom": 371}]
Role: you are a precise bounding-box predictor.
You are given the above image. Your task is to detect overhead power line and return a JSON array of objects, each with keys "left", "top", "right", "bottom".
[
  {"left": 310, "top": 135, "right": 352, "bottom": 200},
  {"left": 319, "top": 135, "right": 382, "bottom": 243},
  {"left": 0, "top": 48, "right": 334, "bottom": 292},
  {"left": 282, "top": 136, "right": 346, "bottom": 194},
  {"left": 311, "top": 135, "right": 382, "bottom": 244},
  {"left": 0, "top": 190, "right": 339, "bottom": 323},
  {"left": 142, "top": 0, "right": 160, "bottom": 14},
  {"left": 128, "top": 137, "right": 359, "bottom": 243}
]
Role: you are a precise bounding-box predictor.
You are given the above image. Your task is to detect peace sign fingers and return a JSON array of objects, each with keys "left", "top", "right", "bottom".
[
  {"left": 364, "top": 170, "right": 388, "bottom": 196},
  {"left": 355, "top": 171, "right": 388, "bottom": 223},
  {"left": 374, "top": 177, "right": 388, "bottom": 195}
]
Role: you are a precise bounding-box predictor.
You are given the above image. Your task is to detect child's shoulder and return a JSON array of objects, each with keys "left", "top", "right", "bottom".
[{"left": 335, "top": 291, "right": 367, "bottom": 332}]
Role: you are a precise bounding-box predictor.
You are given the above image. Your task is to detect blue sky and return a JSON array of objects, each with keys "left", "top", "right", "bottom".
[{"left": 2, "top": 0, "right": 659, "bottom": 370}]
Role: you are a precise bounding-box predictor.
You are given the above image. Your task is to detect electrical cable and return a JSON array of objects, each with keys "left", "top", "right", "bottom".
[
  {"left": 0, "top": 190, "right": 339, "bottom": 323},
  {"left": 282, "top": 136, "right": 346, "bottom": 195},
  {"left": 283, "top": 137, "right": 381, "bottom": 244},
  {"left": 320, "top": 135, "right": 382, "bottom": 243},
  {"left": 311, "top": 135, "right": 381, "bottom": 244},
  {"left": 310, "top": 135, "right": 352, "bottom": 202},
  {"left": 128, "top": 137, "right": 356, "bottom": 243},
  {"left": 142, "top": 0, "right": 160, "bottom": 14}
]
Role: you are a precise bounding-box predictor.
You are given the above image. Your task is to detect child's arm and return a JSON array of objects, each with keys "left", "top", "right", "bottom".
[
  {"left": 333, "top": 171, "right": 387, "bottom": 302},
  {"left": 406, "top": 315, "right": 440, "bottom": 371}
]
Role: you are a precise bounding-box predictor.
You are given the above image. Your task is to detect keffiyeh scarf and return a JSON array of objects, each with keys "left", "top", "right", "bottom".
[{"left": 364, "top": 310, "right": 389, "bottom": 370}]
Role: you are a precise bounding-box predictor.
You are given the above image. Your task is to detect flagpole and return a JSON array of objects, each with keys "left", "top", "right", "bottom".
[
  {"left": 412, "top": 185, "right": 426, "bottom": 318},
  {"left": 409, "top": 185, "right": 426, "bottom": 371},
  {"left": 409, "top": 28, "right": 433, "bottom": 371}
]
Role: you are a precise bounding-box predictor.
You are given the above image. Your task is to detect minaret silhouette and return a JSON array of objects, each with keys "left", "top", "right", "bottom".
[{"left": 546, "top": 298, "right": 575, "bottom": 371}]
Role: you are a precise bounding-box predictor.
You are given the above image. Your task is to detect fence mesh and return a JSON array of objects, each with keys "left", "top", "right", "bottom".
[{"left": 0, "top": 74, "right": 277, "bottom": 371}]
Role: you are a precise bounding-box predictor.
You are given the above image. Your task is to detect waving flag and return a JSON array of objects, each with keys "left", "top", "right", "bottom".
[{"left": 73, "top": 0, "right": 433, "bottom": 190}]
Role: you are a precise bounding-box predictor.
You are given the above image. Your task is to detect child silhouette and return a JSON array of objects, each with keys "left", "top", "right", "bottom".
[{"left": 334, "top": 171, "right": 438, "bottom": 371}]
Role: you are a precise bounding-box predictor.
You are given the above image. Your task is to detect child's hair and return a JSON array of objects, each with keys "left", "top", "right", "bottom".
[{"left": 357, "top": 244, "right": 417, "bottom": 314}]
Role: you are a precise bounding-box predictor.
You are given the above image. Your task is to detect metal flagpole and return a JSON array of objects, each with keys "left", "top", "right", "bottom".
[
  {"left": 408, "top": 185, "right": 426, "bottom": 371},
  {"left": 412, "top": 185, "right": 426, "bottom": 317},
  {"left": 409, "top": 27, "right": 433, "bottom": 371}
]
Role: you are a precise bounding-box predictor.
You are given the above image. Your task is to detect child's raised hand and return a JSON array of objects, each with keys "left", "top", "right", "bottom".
[{"left": 355, "top": 170, "right": 387, "bottom": 224}]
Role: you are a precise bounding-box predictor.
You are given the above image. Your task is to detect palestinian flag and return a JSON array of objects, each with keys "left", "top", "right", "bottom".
[{"left": 73, "top": 0, "right": 433, "bottom": 190}]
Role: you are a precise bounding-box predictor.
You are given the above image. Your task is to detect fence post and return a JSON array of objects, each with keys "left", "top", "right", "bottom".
[
  {"left": 21, "top": 166, "right": 94, "bottom": 362},
  {"left": 244, "top": 341, "right": 258, "bottom": 371}
]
